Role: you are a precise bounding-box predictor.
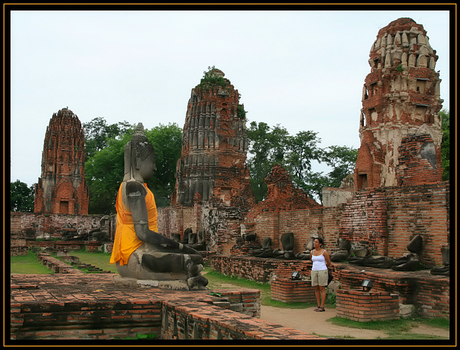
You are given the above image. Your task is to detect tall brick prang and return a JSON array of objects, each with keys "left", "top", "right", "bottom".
[
  {"left": 34, "top": 108, "right": 89, "bottom": 215},
  {"left": 354, "top": 17, "right": 443, "bottom": 191},
  {"left": 171, "top": 68, "right": 254, "bottom": 209}
]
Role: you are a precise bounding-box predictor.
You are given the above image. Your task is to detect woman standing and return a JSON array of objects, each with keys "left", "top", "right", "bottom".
[{"left": 310, "top": 237, "right": 333, "bottom": 312}]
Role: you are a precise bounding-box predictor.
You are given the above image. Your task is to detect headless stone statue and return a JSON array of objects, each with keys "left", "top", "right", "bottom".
[
  {"left": 281, "top": 232, "right": 295, "bottom": 251},
  {"left": 110, "top": 123, "right": 208, "bottom": 290},
  {"left": 430, "top": 246, "right": 449, "bottom": 276},
  {"left": 330, "top": 238, "right": 351, "bottom": 262},
  {"left": 279, "top": 232, "right": 296, "bottom": 259},
  {"left": 254, "top": 237, "right": 274, "bottom": 258},
  {"left": 187, "top": 228, "right": 206, "bottom": 251},
  {"left": 392, "top": 235, "right": 424, "bottom": 271}
]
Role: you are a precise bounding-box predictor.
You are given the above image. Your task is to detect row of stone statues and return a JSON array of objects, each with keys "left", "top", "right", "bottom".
[
  {"left": 171, "top": 227, "right": 207, "bottom": 252},
  {"left": 241, "top": 230, "right": 449, "bottom": 275},
  {"left": 330, "top": 235, "right": 449, "bottom": 275}
]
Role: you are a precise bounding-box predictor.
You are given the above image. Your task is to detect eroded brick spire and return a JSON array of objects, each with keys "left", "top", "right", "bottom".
[
  {"left": 171, "top": 68, "right": 254, "bottom": 208},
  {"left": 34, "top": 108, "right": 89, "bottom": 214},
  {"left": 354, "top": 18, "right": 443, "bottom": 190}
]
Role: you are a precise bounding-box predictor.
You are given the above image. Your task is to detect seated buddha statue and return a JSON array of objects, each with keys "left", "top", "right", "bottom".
[{"left": 109, "top": 123, "right": 208, "bottom": 290}]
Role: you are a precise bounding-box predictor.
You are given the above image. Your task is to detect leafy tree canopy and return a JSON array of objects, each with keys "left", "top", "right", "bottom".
[
  {"left": 10, "top": 180, "right": 35, "bottom": 212},
  {"left": 83, "top": 117, "right": 132, "bottom": 161},
  {"left": 85, "top": 121, "right": 182, "bottom": 214},
  {"left": 439, "top": 109, "right": 450, "bottom": 181},
  {"left": 247, "top": 121, "right": 357, "bottom": 204}
]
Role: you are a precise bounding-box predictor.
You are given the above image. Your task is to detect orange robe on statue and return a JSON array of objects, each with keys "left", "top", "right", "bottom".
[{"left": 110, "top": 182, "right": 158, "bottom": 266}]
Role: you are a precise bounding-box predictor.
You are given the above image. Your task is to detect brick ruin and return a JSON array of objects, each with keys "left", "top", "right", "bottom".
[
  {"left": 9, "top": 19, "right": 451, "bottom": 337},
  {"left": 18, "top": 19, "right": 448, "bottom": 264},
  {"left": 157, "top": 18, "right": 449, "bottom": 277},
  {"left": 354, "top": 17, "right": 444, "bottom": 191},
  {"left": 12, "top": 18, "right": 448, "bottom": 267},
  {"left": 34, "top": 108, "right": 89, "bottom": 215},
  {"left": 171, "top": 68, "right": 254, "bottom": 210}
]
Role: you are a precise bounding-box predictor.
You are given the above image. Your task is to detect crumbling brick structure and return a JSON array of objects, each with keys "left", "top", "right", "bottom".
[
  {"left": 34, "top": 108, "right": 89, "bottom": 215},
  {"left": 247, "top": 164, "right": 321, "bottom": 221},
  {"left": 171, "top": 68, "right": 254, "bottom": 209},
  {"left": 354, "top": 17, "right": 443, "bottom": 191}
]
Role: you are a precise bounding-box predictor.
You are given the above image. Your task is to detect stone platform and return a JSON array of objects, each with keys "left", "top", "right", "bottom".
[{"left": 9, "top": 273, "right": 325, "bottom": 343}]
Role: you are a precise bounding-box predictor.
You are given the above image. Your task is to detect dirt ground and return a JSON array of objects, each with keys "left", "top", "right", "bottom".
[{"left": 259, "top": 304, "right": 450, "bottom": 340}]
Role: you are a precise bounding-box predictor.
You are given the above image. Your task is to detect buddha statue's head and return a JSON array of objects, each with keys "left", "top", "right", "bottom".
[{"left": 123, "top": 123, "right": 156, "bottom": 182}]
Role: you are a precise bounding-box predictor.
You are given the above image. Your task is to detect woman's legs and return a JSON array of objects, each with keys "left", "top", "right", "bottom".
[
  {"left": 314, "top": 285, "right": 322, "bottom": 307},
  {"left": 319, "top": 286, "right": 326, "bottom": 308},
  {"left": 314, "top": 285, "right": 327, "bottom": 310}
]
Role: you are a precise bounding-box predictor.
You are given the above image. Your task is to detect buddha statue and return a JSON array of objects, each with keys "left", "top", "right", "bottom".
[
  {"left": 391, "top": 235, "right": 424, "bottom": 271},
  {"left": 254, "top": 236, "right": 274, "bottom": 258},
  {"left": 186, "top": 228, "right": 206, "bottom": 251},
  {"left": 110, "top": 123, "right": 208, "bottom": 290},
  {"left": 330, "top": 238, "right": 351, "bottom": 262},
  {"left": 430, "top": 246, "right": 449, "bottom": 276},
  {"left": 277, "top": 232, "right": 296, "bottom": 259}
]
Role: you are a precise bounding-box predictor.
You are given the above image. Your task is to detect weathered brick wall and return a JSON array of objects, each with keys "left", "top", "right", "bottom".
[
  {"left": 271, "top": 279, "right": 316, "bottom": 303},
  {"left": 10, "top": 212, "right": 115, "bottom": 255},
  {"left": 385, "top": 182, "right": 449, "bottom": 266},
  {"left": 339, "top": 182, "right": 449, "bottom": 266},
  {"left": 336, "top": 289, "right": 400, "bottom": 322},
  {"left": 248, "top": 205, "right": 344, "bottom": 255},
  {"left": 416, "top": 276, "right": 450, "bottom": 318},
  {"left": 10, "top": 213, "right": 113, "bottom": 240},
  {"left": 210, "top": 255, "right": 313, "bottom": 283},
  {"left": 340, "top": 188, "right": 389, "bottom": 255},
  {"left": 396, "top": 134, "right": 443, "bottom": 186},
  {"left": 158, "top": 203, "right": 247, "bottom": 254}
]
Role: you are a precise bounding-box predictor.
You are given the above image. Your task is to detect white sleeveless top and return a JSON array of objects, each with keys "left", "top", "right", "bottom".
[{"left": 311, "top": 250, "right": 328, "bottom": 271}]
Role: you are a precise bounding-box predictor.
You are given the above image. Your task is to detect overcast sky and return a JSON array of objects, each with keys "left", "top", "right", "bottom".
[{"left": 8, "top": 7, "right": 451, "bottom": 188}]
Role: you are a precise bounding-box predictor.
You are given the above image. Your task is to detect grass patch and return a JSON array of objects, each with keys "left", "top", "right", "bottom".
[
  {"left": 10, "top": 249, "right": 118, "bottom": 274},
  {"left": 329, "top": 315, "right": 449, "bottom": 332},
  {"left": 10, "top": 250, "right": 54, "bottom": 274},
  {"left": 69, "top": 250, "right": 118, "bottom": 273},
  {"left": 327, "top": 315, "right": 450, "bottom": 339}
]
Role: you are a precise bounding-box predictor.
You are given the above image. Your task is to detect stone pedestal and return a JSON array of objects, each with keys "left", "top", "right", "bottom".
[{"left": 271, "top": 278, "right": 316, "bottom": 303}]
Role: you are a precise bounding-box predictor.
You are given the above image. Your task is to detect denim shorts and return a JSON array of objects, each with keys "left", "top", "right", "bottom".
[{"left": 311, "top": 269, "right": 328, "bottom": 286}]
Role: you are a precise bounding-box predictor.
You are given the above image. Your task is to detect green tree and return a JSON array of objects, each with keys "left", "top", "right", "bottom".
[
  {"left": 298, "top": 171, "right": 330, "bottom": 203},
  {"left": 85, "top": 132, "right": 130, "bottom": 214},
  {"left": 284, "top": 131, "right": 322, "bottom": 185},
  {"left": 10, "top": 180, "right": 35, "bottom": 212},
  {"left": 439, "top": 109, "right": 450, "bottom": 181},
  {"left": 247, "top": 122, "right": 356, "bottom": 204},
  {"left": 144, "top": 123, "right": 183, "bottom": 207},
  {"left": 321, "top": 145, "right": 358, "bottom": 188},
  {"left": 247, "top": 122, "right": 290, "bottom": 202},
  {"left": 83, "top": 117, "right": 132, "bottom": 161},
  {"left": 84, "top": 122, "right": 183, "bottom": 214}
]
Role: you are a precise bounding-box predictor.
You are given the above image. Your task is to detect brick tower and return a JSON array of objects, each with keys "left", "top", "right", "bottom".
[
  {"left": 171, "top": 68, "right": 254, "bottom": 208},
  {"left": 34, "top": 108, "right": 89, "bottom": 214},
  {"left": 354, "top": 18, "right": 444, "bottom": 190}
]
